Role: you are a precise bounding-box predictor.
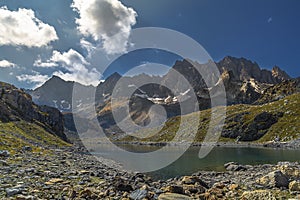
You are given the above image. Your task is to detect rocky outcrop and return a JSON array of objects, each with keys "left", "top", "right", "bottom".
[
  {"left": 272, "top": 66, "right": 291, "bottom": 82},
  {"left": 0, "top": 81, "right": 67, "bottom": 141},
  {"left": 255, "top": 78, "right": 300, "bottom": 105}
]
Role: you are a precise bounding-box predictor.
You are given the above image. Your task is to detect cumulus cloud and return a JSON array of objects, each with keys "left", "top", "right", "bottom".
[
  {"left": 71, "top": 0, "right": 137, "bottom": 54},
  {"left": 34, "top": 49, "right": 101, "bottom": 86},
  {"left": 17, "top": 71, "right": 50, "bottom": 88},
  {"left": 0, "top": 6, "right": 58, "bottom": 47},
  {"left": 0, "top": 60, "right": 16, "bottom": 68}
]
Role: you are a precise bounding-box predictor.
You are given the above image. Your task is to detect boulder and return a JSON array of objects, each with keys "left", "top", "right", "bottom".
[
  {"left": 289, "top": 181, "right": 300, "bottom": 192},
  {"left": 224, "top": 162, "right": 247, "bottom": 171},
  {"left": 129, "top": 189, "right": 148, "bottom": 200},
  {"left": 163, "top": 185, "right": 184, "bottom": 194},
  {"left": 256, "top": 170, "right": 289, "bottom": 188}
]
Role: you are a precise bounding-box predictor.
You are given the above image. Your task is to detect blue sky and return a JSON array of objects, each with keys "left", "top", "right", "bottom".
[{"left": 0, "top": 0, "right": 299, "bottom": 89}]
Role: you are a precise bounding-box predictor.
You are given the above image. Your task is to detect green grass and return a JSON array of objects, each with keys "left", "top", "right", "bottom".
[
  {"left": 118, "top": 93, "right": 300, "bottom": 143},
  {"left": 0, "top": 120, "right": 70, "bottom": 154}
]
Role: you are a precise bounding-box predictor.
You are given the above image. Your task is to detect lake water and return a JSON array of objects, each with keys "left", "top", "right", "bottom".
[{"left": 93, "top": 144, "right": 300, "bottom": 180}]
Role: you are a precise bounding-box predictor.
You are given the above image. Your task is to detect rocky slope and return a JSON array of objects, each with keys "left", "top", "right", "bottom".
[
  {"left": 0, "top": 81, "right": 68, "bottom": 143},
  {"left": 119, "top": 93, "right": 299, "bottom": 143}
]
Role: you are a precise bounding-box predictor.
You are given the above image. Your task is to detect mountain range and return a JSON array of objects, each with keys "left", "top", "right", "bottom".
[{"left": 22, "top": 56, "right": 299, "bottom": 142}]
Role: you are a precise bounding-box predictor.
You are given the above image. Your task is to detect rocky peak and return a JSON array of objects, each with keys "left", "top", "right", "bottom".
[{"left": 272, "top": 66, "right": 291, "bottom": 81}]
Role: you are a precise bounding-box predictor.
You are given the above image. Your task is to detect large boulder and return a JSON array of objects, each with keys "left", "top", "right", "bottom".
[
  {"left": 289, "top": 181, "right": 300, "bottom": 192},
  {"left": 256, "top": 170, "right": 289, "bottom": 188}
]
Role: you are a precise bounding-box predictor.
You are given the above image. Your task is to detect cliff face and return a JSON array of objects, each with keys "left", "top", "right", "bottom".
[{"left": 0, "top": 82, "right": 67, "bottom": 141}]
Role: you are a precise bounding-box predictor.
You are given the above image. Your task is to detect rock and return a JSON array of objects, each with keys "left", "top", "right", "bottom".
[
  {"left": 164, "top": 185, "right": 184, "bottom": 194},
  {"left": 224, "top": 162, "right": 247, "bottom": 171},
  {"left": 0, "top": 159, "right": 9, "bottom": 166},
  {"left": 158, "top": 193, "right": 192, "bottom": 200},
  {"left": 79, "top": 188, "right": 93, "bottom": 198},
  {"left": 45, "top": 178, "right": 64, "bottom": 185},
  {"left": 116, "top": 183, "right": 133, "bottom": 192},
  {"left": 16, "top": 195, "right": 36, "bottom": 200},
  {"left": 256, "top": 170, "right": 289, "bottom": 188},
  {"left": 22, "top": 146, "right": 32, "bottom": 152},
  {"left": 181, "top": 176, "right": 208, "bottom": 188},
  {"left": 277, "top": 164, "right": 300, "bottom": 179},
  {"left": 0, "top": 150, "right": 10, "bottom": 157},
  {"left": 241, "top": 190, "right": 276, "bottom": 200},
  {"left": 129, "top": 189, "right": 148, "bottom": 200},
  {"left": 6, "top": 186, "right": 25, "bottom": 197},
  {"left": 289, "top": 181, "right": 300, "bottom": 192}
]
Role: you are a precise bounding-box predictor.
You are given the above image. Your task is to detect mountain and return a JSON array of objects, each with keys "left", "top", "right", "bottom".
[
  {"left": 0, "top": 81, "right": 69, "bottom": 152},
  {"left": 28, "top": 75, "right": 95, "bottom": 112},
  {"left": 28, "top": 56, "right": 293, "bottom": 136}
]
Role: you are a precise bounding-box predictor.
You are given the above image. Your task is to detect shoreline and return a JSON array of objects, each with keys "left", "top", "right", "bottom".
[
  {"left": 1, "top": 145, "right": 300, "bottom": 199},
  {"left": 97, "top": 139, "right": 300, "bottom": 150}
]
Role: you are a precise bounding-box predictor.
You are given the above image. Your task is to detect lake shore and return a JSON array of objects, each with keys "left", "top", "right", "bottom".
[
  {"left": 107, "top": 138, "right": 300, "bottom": 150},
  {"left": 1, "top": 146, "right": 300, "bottom": 199}
]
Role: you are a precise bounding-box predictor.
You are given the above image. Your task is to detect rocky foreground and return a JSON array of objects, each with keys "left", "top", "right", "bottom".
[{"left": 0, "top": 148, "right": 300, "bottom": 200}]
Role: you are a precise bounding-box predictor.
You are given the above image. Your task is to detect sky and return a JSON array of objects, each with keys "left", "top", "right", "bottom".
[{"left": 0, "top": 0, "right": 299, "bottom": 89}]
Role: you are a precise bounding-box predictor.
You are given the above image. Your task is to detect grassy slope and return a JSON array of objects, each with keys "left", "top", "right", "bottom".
[
  {"left": 0, "top": 120, "right": 70, "bottom": 154},
  {"left": 118, "top": 93, "right": 300, "bottom": 143}
]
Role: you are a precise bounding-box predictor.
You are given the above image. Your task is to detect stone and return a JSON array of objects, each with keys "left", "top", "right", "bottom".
[
  {"left": 16, "top": 195, "right": 36, "bottom": 200},
  {"left": 224, "top": 162, "right": 247, "bottom": 171},
  {"left": 256, "top": 170, "right": 289, "bottom": 188},
  {"left": 0, "top": 150, "right": 10, "bottom": 157},
  {"left": 241, "top": 190, "right": 276, "bottom": 200},
  {"left": 158, "top": 193, "right": 192, "bottom": 200},
  {"left": 277, "top": 164, "right": 300, "bottom": 179},
  {"left": 181, "top": 176, "right": 208, "bottom": 188},
  {"left": 289, "top": 181, "right": 300, "bottom": 192},
  {"left": 45, "top": 178, "right": 64, "bottom": 185},
  {"left": 22, "top": 146, "right": 32, "bottom": 152},
  {"left": 129, "top": 189, "right": 148, "bottom": 200},
  {"left": 116, "top": 183, "right": 133, "bottom": 192},
  {"left": 0, "top": 160, "right": 9, "bottom": 166},
  {"left": 6, "top": 187, "right": 25, "bottom": 197},
  {"left": 164, "top": 185, "right": 184, "bottom": 194}
]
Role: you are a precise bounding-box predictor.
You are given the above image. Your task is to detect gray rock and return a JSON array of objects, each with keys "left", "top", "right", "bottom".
[
  {"left": 0, "top": 150, "right": 10, "bottom": 157},
  {"left": 0, "top": 160, "right": 9, "bottom": 166},
  {"left": 6, "top": 186, "right": 25, "bottom": 197},
  {"left": 129, "top": 189, "right": 148, "bottom": 200},
  {"left": 224, "top": 162, "right": 247, "bottom": 171},
  {"left": 22, "top": 146, "right": 32, "bottom": 152}
]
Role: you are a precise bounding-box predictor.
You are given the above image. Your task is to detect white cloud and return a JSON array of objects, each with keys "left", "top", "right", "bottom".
[
  {"left": 34, "top": 49, "right": 101, "bottom": 86},
  {"left": 0, "top": 60, "right": 16, "bottom": 68},
  {"left": 80, "top": 39, "right": 97, "bottom": 57},
  {"left": 51, "top": 49, "right": 90, "bottom": 66},
  {"left": 71, "top": 0, "right": 137, "bottom": 54},
  {"left": 0, "top": 6, "right": 58, "bottom": 47},
  {"left": 17, "top": 71, "right": 50, "bottom": 88},
  {"left": 33, "top": 57, "right": 58, "bottom": 68}
]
